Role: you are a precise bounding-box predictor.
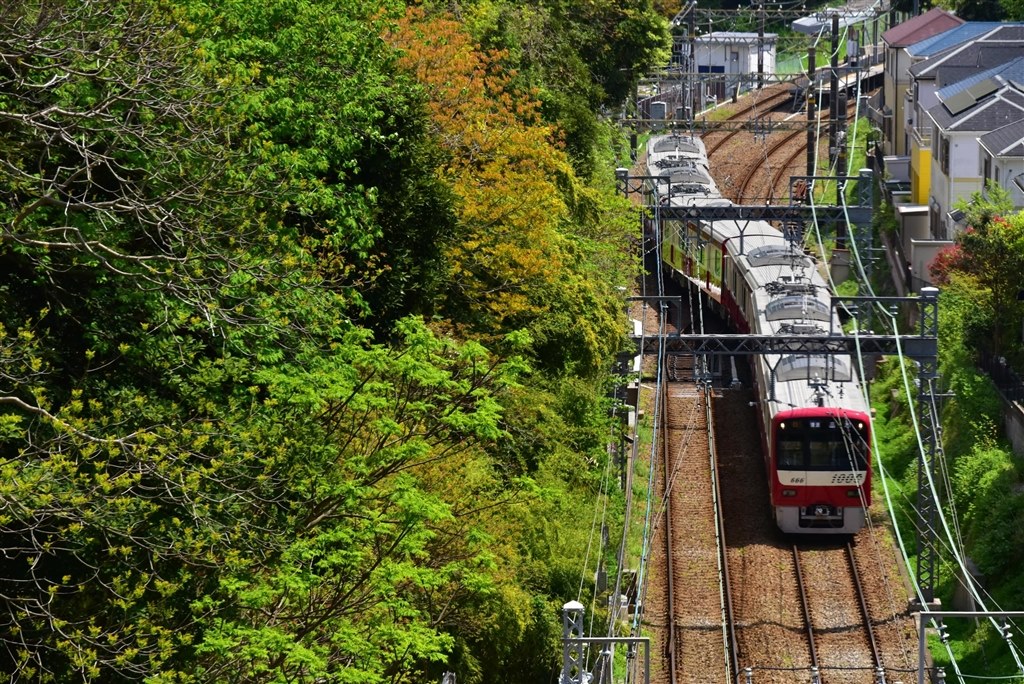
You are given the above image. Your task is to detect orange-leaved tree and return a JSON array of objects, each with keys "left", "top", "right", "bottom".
[{"left": 389, "top": 8, "right": 577, "bottom": 336}]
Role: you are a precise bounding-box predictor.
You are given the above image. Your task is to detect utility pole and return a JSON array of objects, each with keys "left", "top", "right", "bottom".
[
  {"left": 561, "top": 601, "right": 587, "bottom": 684},
  {"left": 688, "top": 3, "right": 696, "bottom": 125},
  {"left": 560, "top": 602, "right": 651, "bottom": 684},
  {"left": 873, "top": 15, "right": 879, "bottom": 66},
  {"left": 757, "top": 3, "right": 765, "bottom": 89},
  {"left": 830, "top": 13, "right": 847, "bottom": 249},
  {"left": 806, "top": 45, "right": 816, "bottom": 178},
  {"left": 916, "top": 288, "right": 941, "bottom": 604},
  {"left": 829, "top": 13, "right": 839, "bottom": 166}
]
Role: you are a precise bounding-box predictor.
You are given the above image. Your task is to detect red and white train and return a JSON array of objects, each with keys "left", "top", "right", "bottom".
[{"left": 646, "top": 132, "right": 872, "bottom": 534}]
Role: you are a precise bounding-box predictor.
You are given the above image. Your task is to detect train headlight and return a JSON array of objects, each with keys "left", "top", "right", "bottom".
[
  {"left": 846, "top": 489, "right": 860, "bottom": 498},
  {"left": 782, "top": 489, "right": 797, "bottom": 497},
  {"left": 779, "top": 422, "right": 786, "bottom": 430}
]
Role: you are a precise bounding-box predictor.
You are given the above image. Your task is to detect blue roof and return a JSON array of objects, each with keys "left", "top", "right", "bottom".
[
  {"left": 936, "top": 55, "right": 1024, "bottom": 101},
  {"left": 907, "top": 22, "right": 1003, "bottom": 57}
]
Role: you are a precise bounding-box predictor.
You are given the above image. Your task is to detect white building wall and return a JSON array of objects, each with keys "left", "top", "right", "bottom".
[
  {"left": 884, "top": 47, "right": 918, "bottom": 156},
  {"left": 746, "top": 49, "right": 776, "bottom": 74},
  {"left": 930, "top": 130, "right": 983, "bottom": 238},
  {"left": 993, "top": 158, "right": 1024, "bottom": 207},
  {"left": 950, "top": 132, "right": 984, "bottom": 223},
  {"left": 912, "top": 82, "right": 941, "bottom": 128}
]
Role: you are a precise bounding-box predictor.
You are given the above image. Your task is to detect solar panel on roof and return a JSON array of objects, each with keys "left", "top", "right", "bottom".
[
  {"left": 967, "top": 77, "right": 1001, "bottom": 101},
  {"left": 943, "top": 89, "right": 977, "bottom": 115}
]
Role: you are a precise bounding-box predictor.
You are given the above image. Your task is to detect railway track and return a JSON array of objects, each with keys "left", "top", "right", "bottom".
[
  {"left": 704, "top": 84, "right": 794, "bottom": 158},
  {"left": 636, "top": 139, "right": 920, "bottom": 683},
  {"left": 712, "top": 388, "right": 882, "bottom": 684},
  {"left": 641, "top": 329, "right": 919, "bottom": 684},
  {"left": 657, "top": 356, "right": 737, "bottom": 683},
  {"left": 794, "top": 542, "right": 883, "bottom": 683},
  {"left": 734, "top": 98, "right": 861, "bottom": 204}
]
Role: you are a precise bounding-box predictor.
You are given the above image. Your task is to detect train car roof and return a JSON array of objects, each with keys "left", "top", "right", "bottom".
[
  {"left": 643, "top": 132, "right": 871, "bottom": 421},
  {"left": 649, "top": 133, "right": 706, "bottom": 156}
]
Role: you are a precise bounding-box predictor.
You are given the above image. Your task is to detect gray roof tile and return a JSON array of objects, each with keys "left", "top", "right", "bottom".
[
  {"left": 911, "top": 43, "right": 1023, "bottom": 79},
  {"left": 928, "top": 86, "right": 1024, "bottom": 130},
  {"left": 907, "top": 22, "right": 1004, "bottom": 58},
  {"left": 979, "top": 119, "right": 1024, "bottom": 156}
]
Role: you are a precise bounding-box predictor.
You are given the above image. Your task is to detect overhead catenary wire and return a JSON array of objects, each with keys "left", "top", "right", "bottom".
[
  {"left": 825, "top": 69, "right": 1024, "bottom": 676},
  {"left": 793, "top": 39, "right": 971, "bottom": 675}
]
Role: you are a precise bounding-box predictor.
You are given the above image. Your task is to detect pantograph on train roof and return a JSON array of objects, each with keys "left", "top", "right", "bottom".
[
  {"left": 654, "top": 159, "right": 711, "bottom": 181},
  {"left": 765, "top": 278, "right": 817, "bottom": 297}
]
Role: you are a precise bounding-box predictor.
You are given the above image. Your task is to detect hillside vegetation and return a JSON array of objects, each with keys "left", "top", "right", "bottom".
[
  {"left": 873, "top": 189, "right": 1024, "bottom": 675},
  {"left": 0, "top": 0, "right": 669, "bottom": 681}
]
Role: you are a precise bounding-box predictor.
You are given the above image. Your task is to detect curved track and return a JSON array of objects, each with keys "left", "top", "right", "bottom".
[
  {"left": 734, "top": 98, "right": 860, "bottom": 204},
  {"left": 704, "top": 84, "right": 795, "bottom": 159}
]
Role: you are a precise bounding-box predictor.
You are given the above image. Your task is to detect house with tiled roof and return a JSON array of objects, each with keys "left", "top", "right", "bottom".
[
  {"left": 926, "top": 65, "right": 1024, "bottom": 238},
  {"left": 881, "top": 8, "right": 963, "bottom": 156},
  {"left": 980, "top": 119, "right": 1024, "bottom": 207},
  {"left": 904, "top": 25, "right": 1024, "bottom": 204}
]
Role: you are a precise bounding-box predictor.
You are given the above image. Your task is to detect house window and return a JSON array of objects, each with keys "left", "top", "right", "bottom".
[
  {"left": 995, "top": 166, "right": 1000, "bottom": 185},
  {"left": 983, "top": 153, "right": 992, "bottom": 182},
  {"left": 940, "top": 136, "right": 950, "bottom": 175}
]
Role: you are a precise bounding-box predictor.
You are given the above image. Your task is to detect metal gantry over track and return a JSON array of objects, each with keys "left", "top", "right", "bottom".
[
  {"left": 627, "top": 291, "right": 942, "bottom": 602},
  {"left": 623, "top": 159, "right": 945, "bottom": 598}
]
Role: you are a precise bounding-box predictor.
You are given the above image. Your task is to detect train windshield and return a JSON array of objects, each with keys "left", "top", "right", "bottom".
[{"left": 775, "top": 417, "right": 869, "bottom": 471}]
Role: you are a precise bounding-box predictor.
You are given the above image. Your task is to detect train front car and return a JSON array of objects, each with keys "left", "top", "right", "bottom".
[
  {"left": 770, "top": 399, "right": 872, "bottom": 534},
  {"left": 744, "top": 245, "right": 873, "bottom": 535}
]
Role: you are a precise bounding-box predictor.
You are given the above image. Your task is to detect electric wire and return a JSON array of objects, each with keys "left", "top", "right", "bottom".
[
  {"left": 798, "top": 47, "right": 982, "bottom": 677},
  {"left": 824, "top": 64, "right": 1024, "bottom": 677},
  {"left": 622, "top": 12, "right": 1006, "bottom": 676}
]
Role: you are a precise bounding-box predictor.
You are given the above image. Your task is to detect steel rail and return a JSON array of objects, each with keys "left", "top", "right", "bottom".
[
  {"left": 705, "top": 89, "right": 793, "bottom": 158},
  {"left": 847, "top": 542, "right": 884, "bottom": 673},
  {"left": 659, "top": 372, "right": 679, "bottom": 684},
  {"left": 735, "top": 97, "right": 859, "bottom": 203},
  {"left": 705, "top": 386, "right": 739, "bottom": 683},
  {"left": 792, "top": 546, "right": 820, "bottom": 673}
]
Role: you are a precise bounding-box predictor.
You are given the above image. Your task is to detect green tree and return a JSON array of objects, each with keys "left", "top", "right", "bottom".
[
  {"left": 183, "top": 0, "right": 458, "bottom": 331},
  {"left": 929, "top": 185, "right": 1024, "bottom": 358},
  {"left": 432, "top": 0, "right": 670, "bottom": 177},
  {"left": 0, "top": 1, "right": 633, "bottom": 681},
  {"left": 0, "top": 1, "right": 507, "bottom": 679}
]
